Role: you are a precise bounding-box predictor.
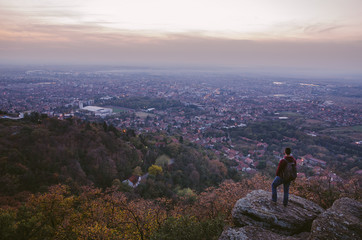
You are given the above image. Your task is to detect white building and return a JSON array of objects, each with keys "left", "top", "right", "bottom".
[{"left": 81, "top": 106, "right": 113, "bottom": 117}]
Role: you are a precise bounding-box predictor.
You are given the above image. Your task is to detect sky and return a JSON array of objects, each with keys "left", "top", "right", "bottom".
[{"left": 0, "top": 0, "right": 361, "bottom": 74}]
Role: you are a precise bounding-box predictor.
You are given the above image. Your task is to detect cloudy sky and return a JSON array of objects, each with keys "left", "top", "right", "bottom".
[{"left": 0, "top": 0, "right": 361, "bottom": 74}]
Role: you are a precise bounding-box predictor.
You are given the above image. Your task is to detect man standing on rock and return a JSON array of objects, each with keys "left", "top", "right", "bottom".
[{"left": 272, "top": 147, "right": 297, "bottom": 206}]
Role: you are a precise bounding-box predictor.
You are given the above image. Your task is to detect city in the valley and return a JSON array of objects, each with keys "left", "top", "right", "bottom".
[{"left": 1, "top": 66, "right": 361, "bottom": 182}]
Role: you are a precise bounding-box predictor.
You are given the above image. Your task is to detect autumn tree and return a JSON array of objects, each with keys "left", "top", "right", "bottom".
[{"left": 148, "top": 165, "right": 163, "bottom": 176}]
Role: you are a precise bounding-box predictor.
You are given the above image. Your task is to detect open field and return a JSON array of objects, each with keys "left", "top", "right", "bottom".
[
  {"left": 279, "top": 111, "right": 303, "bottom": 117},
  {"left": 105, "top": 106, "right": 133, "bottom": 113},
  {"left": 135, "top": 111, "right": 156, "bottom": 119},
  {"left": 320, "top": 125, "right": 362, "bottom": 141},
  {"left": 304, "top": 119, "right": 323, "bottom": 124}
]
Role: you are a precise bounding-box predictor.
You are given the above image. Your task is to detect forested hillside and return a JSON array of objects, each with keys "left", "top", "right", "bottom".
[
  {"left": 0, "top": 117, "right": 233, "bottom": 201},
  {"left": 0, "top": 117, "right": 360, "bottom": 239}
]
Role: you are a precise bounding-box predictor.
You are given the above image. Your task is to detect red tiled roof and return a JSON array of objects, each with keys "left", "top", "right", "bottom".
[{"left": 128, "top": 175, "right": 139, "bottom": 185}]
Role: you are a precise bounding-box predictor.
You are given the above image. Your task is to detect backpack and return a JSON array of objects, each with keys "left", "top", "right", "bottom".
[{"left": 282, "top": 158, "right": 297, "bottom": 182}]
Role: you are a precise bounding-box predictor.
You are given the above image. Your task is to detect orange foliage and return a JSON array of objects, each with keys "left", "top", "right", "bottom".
[
  {"left": 7, "top": 185, "right": 167, "bottom": 240},
  {"left": 2, "top": 174, "right": 360, "bottom": 239},
  {"left": 291, "top": 175, "right": 362, "bottom": 208},
  {"left": 177, "top": 174, "right": 271, "bottom": 223}
]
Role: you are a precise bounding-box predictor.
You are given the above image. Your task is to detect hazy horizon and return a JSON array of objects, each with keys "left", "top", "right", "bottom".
[{"left": 1, "top": 0, "right": 361, "bottom": 75}]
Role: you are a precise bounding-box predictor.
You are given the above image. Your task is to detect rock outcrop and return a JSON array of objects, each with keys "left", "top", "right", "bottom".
[
  {"left": 219, "top": 190, "right": 362, "bottom": 240},
  {"left": 309, "top": 197, "right": 362, "bottom": 240},
  {"left": 231, "top": 190, "right": 324, "bottom": 235}
]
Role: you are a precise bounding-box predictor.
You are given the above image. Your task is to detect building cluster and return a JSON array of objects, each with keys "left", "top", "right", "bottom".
[{"left": 1, "top": 69, "right": 361, "bottom": 181}]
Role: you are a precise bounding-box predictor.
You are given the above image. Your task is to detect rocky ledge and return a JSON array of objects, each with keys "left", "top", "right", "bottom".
[
  {"left": 309, "top": 197, "right": 362, "bottom": 240},
  {"left": 231, "top": 190, "right": 324, "bottom": 235},
  {"left": 219, "top": 190, "right": 362, "bottom": 240}
]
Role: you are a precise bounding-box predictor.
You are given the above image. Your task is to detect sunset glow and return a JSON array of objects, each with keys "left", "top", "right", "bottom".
[
  {"left": 2, "top": 0, "right": 362, "bottom": 40},
  {"left": 0, "top": 0, "right": 361, "bottom": 72}
]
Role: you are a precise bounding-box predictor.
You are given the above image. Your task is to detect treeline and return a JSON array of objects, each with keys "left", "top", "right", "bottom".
[{"left": 0, "top": 116, "right": 235, "bottom": 202}]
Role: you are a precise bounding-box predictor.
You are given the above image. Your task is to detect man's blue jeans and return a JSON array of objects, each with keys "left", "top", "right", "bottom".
[{"left": 271, "top": 176, "right": 290, "bottom": 206}]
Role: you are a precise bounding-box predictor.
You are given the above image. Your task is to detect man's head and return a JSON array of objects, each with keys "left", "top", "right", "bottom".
[{"left": 285, "top": 148, "right": 291, "bottom": 155}]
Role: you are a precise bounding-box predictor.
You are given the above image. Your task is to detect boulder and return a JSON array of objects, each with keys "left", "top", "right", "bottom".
[
  {"left": 309, "top": 197, "right": 362, "bottom": 240},
  {"left": 232, "top": 190, "right": 324, "bottom": 235},
  {"left": 219, "top": 226, "right": 309, "bottom": 240}
]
